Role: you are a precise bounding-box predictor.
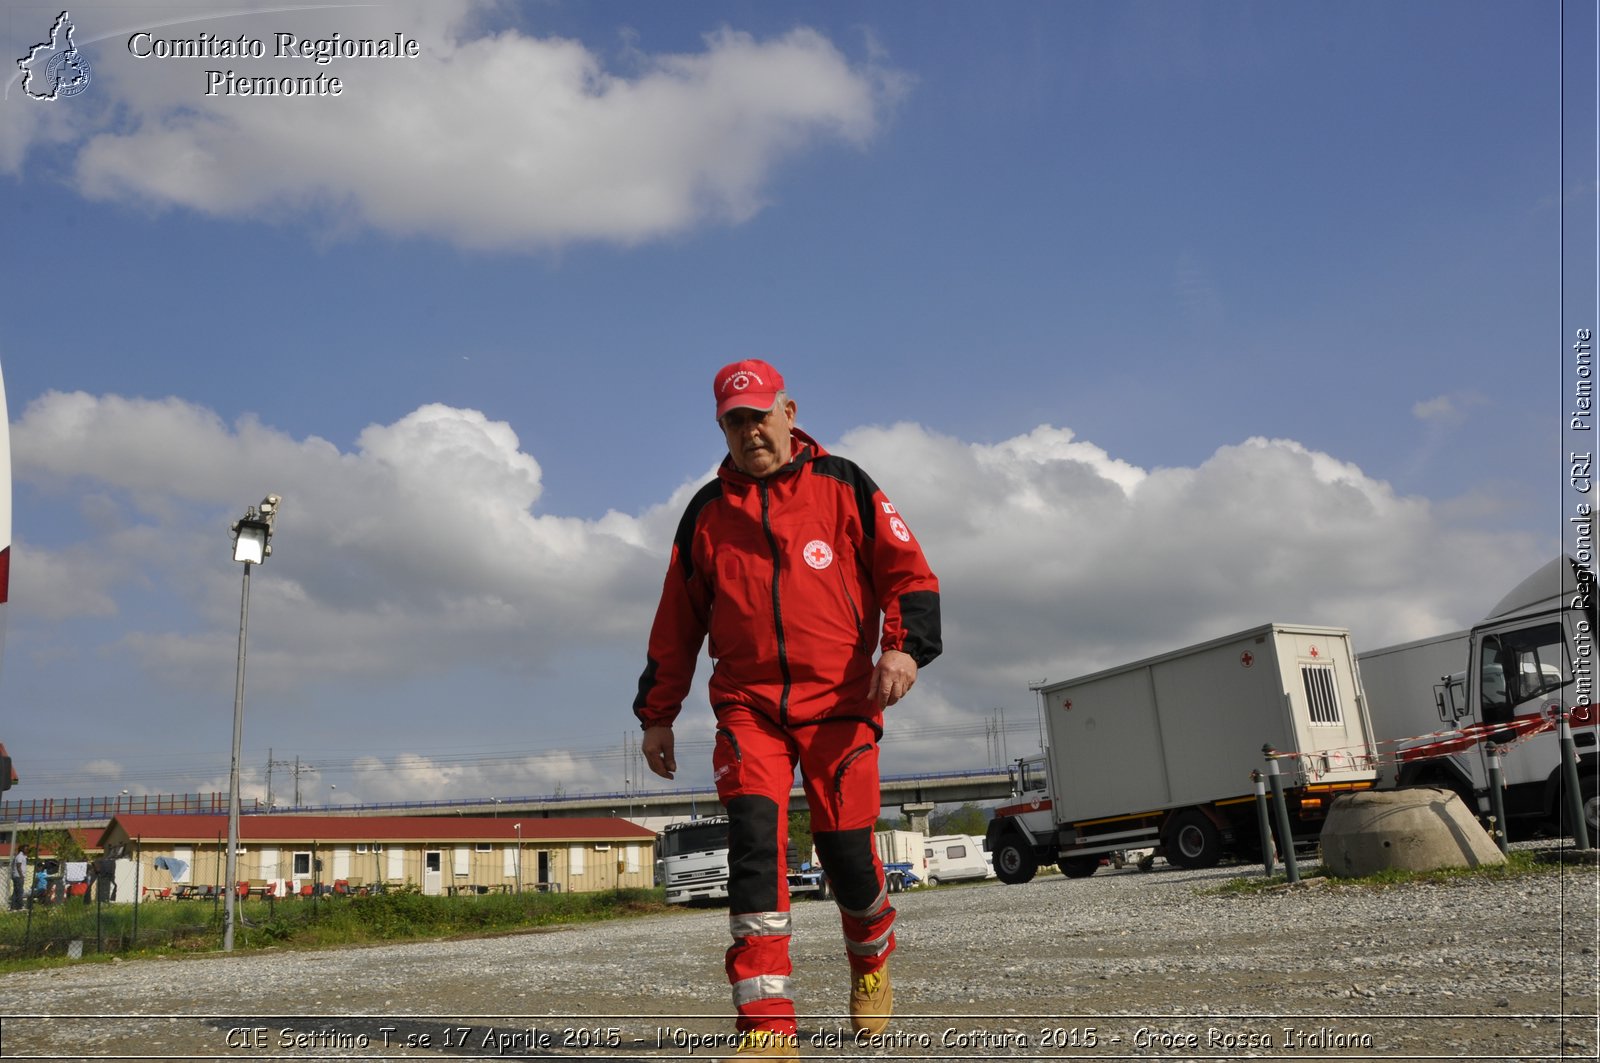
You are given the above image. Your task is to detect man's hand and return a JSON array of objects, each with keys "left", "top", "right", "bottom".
[
  {"left": 870, "top": 649, "right": 918, "bottom": 709},
  {"left": 641, "top": 725, "right": 677, "bottom": 780}
]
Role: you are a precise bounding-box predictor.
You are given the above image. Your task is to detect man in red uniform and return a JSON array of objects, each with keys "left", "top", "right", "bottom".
[{"left": 635, "top": 359, "right": 941, "bottom": 1060}]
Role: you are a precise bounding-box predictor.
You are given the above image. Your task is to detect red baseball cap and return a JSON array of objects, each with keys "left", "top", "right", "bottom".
[{"left": 713, "top": 359, "right": 786, "bottom": 419}]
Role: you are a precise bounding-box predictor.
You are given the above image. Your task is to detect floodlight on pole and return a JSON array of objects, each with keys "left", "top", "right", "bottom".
[{"left": 223, "top": 494, "right": 279, "bottom": 954}]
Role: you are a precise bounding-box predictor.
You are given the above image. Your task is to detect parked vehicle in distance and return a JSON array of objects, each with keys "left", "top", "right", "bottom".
[
  {"left": 656, "top": 817, "right": 731, "bottom": 904},
  {"left": 921, "top": 833, "right": 989, "bottom": 885},
  {"left": 655, "top": 817, "right": 822, "bottom": 905},
  {"left": 873, "top": 829, "right": 925, "bottom": 891}
]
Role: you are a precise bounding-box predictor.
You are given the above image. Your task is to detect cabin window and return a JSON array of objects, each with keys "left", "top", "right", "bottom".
[{"left": 1302, "top": 664, "right": 1342, "bottom": 724}]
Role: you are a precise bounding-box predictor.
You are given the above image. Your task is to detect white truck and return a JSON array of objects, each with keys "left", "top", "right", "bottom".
[
  {"left": 655, "top": 816, "right": 823, "bottom": 905},
  {"left": 1359, "top": 556, "right": 1597, "bottom": 838},
  {"left": 986, "top": 623, "right": 1379, "bottom": 882},
  {"left": 657, "top": 817, "right": 733, "bottom": 904}
]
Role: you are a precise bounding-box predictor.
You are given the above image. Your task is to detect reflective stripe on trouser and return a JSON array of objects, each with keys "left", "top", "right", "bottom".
[
  {"left": 727, "top": 911, "right": 795, "bottom": 1010},
  {"left": 732, "top": 973, "right": 793, "bottom": 1008},
  {"left": 730, "top": 911, "right": 792, "bottom": 938},
  {"left": 716, "top": 707, "right": 889, "bottom": 1032},
  {"left": 812, "top": 827, "right": 896, "bottom": 975},
  {"left": 839, "top": 882, "right": 894, "bottom": 964}
]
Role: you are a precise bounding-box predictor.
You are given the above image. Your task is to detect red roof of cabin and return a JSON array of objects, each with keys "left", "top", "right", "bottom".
[{"left": 0, "top": 828, "right": 101, "bottom": 857}]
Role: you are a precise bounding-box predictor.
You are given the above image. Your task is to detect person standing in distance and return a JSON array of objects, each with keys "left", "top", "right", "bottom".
[
  {"left": 9, "top": 846, "right": 26, "bottom": 911},
  {"left": 634, "top": 359, "right": 942, "bottom": 1060}
]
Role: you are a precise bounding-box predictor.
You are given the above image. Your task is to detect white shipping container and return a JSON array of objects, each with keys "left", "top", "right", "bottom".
[
  {"left": 1040, "top": 623, "right": 1377, "bottom": 825},
  {"left": 872, "top": 830, "right": 924, "bottom": 867}
]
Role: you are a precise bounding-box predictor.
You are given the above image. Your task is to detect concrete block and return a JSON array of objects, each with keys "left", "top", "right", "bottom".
[{"left": 1319, "top": 787, "right": 1506, "bottom": 878}]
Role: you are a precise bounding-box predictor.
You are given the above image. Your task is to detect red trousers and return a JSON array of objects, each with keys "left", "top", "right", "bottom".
[{"left": 713, "top": 707, "right": 896, "bottom": 1035}]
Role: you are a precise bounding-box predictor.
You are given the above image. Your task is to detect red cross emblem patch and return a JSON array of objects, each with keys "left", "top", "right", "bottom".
[{"left": 802, "top": 540, "right": 834, "bottom": 570}]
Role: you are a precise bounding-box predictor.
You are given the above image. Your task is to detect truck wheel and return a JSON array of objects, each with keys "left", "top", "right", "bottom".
[
  {"left": 992, "top": 840, "right": 1037, "bottom": 885},
  {"left": 1165, "top": 809, "right": 1223, "bottom": 869},
  {"left": 1057, "top": 855, "right": 1098, "bottom": 879}
]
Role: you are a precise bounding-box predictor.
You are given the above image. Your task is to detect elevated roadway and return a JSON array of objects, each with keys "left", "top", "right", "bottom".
[{"left": 0, "top": 768, "right": 1015, "bottom": 836}]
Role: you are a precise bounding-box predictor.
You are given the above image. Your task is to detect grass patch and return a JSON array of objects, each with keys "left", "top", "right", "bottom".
[
  {"left": 1207, "top": 848, "right": 1558, "bottom": 896},
  {"left": 0, "top": 887, "right": 673, "bottom": 972}
]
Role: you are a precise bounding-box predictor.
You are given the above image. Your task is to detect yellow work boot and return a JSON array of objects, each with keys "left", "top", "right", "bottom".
[
  {"left": 849, "top": 965, "right": 893, "bottom": 1036},
  {"left": 721, "top": 1028, "right": 799, "bottom": 1061}
]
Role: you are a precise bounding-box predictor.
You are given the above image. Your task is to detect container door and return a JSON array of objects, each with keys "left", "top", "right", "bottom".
[{"left": 423, "top": 850, "right": 443, "bottom": 895}]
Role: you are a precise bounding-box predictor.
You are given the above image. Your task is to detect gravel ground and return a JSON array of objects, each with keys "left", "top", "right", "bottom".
[{"left": 0, "top": 847, "right": 1595, "bottom": 1062}]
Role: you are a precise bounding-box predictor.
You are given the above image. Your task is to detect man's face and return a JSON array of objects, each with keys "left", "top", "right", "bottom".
[{"left": 720, "top": 398, "right": 797, "bottom": 479}]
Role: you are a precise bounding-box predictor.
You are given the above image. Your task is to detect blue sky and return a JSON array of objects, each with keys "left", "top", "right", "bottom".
[{"left": 0, "top": 1, "right": 1592, "bottom": 806}]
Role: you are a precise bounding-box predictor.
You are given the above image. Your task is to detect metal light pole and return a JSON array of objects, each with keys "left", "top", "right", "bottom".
[
  {"left": 513, "top": 823, "right": 523, "bottom": 894},
  {"left": 224, "top": 494, "right": 279, "bottom": 953}
]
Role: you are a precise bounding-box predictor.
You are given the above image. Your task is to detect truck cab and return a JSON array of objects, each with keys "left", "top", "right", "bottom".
[
  {"left": 1380, "top": 557, "right": 1597, "bottom": 837},
  {"left": 657, "top": 817, "right": 731, "bottom": 904},
  {"left": 986, "top": 753, "right": 1112, "bottom": 883}
]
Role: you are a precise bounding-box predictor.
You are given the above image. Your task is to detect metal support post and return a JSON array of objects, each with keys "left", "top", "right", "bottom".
[
  {"left": 1484, "top": 748, "right": 1509, "bottom": 856},
  {"left": 1252, "top": 770, "right": 1275, "bottom": 876},
  {"left": 1263, "top": 746, "right": 1300, "bottom": 884},
  {"left": 223, "top": 559, "right": 251, "bottom": 952},
  {"left": 1558, "top": 713, "right": 1593, "bottom": 851}
]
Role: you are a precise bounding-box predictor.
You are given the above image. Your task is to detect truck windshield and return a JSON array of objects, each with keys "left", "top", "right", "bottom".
[
  {"left": 661, "top": 822, "right": 729, "bottom": 858},
  {"left": 1480, "top": 622, "right": 1572, "bottom": 724}
]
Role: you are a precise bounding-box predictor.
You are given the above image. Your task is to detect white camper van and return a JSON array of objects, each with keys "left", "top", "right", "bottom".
[{"left": 922, "top": 834, "right": 989, "bottom": 885}]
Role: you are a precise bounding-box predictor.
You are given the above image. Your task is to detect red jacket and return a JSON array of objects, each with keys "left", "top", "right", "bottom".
[{"left": 634, "top": 429, "right": 941, "bottom": 731}]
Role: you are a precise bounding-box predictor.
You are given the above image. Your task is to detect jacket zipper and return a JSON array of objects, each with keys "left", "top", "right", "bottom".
[
  {"left": 836, "top": 564, "right": 864, "bottom": 644},
  {"left": 759, "top": 479, "right": 794, "bottom": 726}
]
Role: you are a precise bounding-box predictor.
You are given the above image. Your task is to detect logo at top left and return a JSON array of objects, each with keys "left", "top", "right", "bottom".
[{"left": 17, "top": 11, "right": 92, "bottom": 101}]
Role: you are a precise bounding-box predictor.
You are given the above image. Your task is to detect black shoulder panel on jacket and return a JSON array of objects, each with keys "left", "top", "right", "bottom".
[
  {"left": 810, "top": 455, "right": 880, "bottom": 538},
  {"left": 674, "top": 479, "right": 724, "bottom": 579}
]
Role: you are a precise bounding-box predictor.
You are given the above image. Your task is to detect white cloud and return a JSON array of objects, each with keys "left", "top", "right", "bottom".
[
  {"left": 1403, "top": 392, "right": 1490, "bottom": 480},
  {"left": 838, "top": 423, "right": 1540, "bottom": 692},
  {"left": 13, "top": 392, "right": 663, "bottom": 697},
  {"left": 1412, "top": 392, "right": 1485, "bottom": 427},
  {"left": 343, "top": 750, "right": 600, "bottom": 805},
  {"left": 10, "top": 393, "right": 1543, "bottom": 796},
  {"left": 7, "top": 3, "right": 903, "bottom": 250}
]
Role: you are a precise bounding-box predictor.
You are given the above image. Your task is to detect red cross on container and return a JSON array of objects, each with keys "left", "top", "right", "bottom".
[{"left": 1240, "top": 651, "right": 1254, "bottom": 668}]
